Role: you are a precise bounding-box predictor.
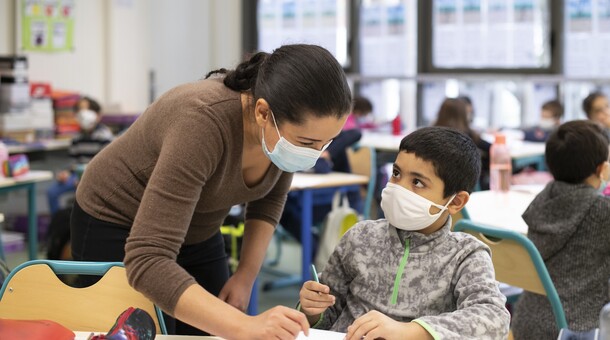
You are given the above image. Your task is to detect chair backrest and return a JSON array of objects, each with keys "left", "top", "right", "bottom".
[
  {"left": 453, "top": 220, "right": 568, "bottom": 331},
  {"left": 0, "top": 260, "right": 167, "bottom": 334},
  {"left": 346, "top": 145, "right": 376, "bottom": 219}
]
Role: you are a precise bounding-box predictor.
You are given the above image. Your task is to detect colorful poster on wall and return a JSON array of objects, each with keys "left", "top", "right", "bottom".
[{"left": 21, "top": 0, "right": 75, "bottom": 52}]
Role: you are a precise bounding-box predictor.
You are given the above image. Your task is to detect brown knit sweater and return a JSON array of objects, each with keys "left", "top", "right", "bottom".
[{"left": 75, "top": 78, "right": 293, "bottom": 313}]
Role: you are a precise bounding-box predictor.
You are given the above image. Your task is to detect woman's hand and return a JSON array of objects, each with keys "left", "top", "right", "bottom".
[
  {"left": 218, "top": 272, "right": 253, "bottom": 312},
  {"left": 244, "top": 306, "right": 310, "bottom": 340},
  {"left": 299, "top": 280, "right": 335, "bottom": 317},
  {"left": 346, "top": 310, "right": 432, "bottom": 340}
]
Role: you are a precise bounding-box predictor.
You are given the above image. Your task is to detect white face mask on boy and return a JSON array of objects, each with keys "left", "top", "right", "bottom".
[{"left": 381, "top": 182, "right": 456, "bottom": 231}]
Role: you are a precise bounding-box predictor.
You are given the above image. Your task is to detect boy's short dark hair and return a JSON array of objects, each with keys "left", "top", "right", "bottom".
[
  {"left": 399, "top": 126, "right": 481, "bottom": 197},
  {"left": 541, "top": 100, "right": 564, "bottom": 119},
  {"left": 546, "top": 120, "right": 610, "bottom": 183},
  {"left": 75, "top": 96, "right": 102, "bottom": 114}
]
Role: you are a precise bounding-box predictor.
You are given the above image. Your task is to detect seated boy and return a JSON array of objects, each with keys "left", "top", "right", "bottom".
[
  {"left": 511, "top": 120, "right": 610, "bottom": 339},
  {"left": 299, "top": 126, "right": 510, "bottom": 339}
]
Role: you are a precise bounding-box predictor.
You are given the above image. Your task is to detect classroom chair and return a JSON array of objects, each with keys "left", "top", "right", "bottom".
[
  {"left": 346, "top": 145, "right": 377, "bottom": 219},
  {"left": 453, "top": 220, "right": 568, "bottom": 338},
  {"left": 0, "top": 260, "right": 167, "bottom": 334},
  {"left": 0, "top": 213, "right": 5, "bottom": 261}
]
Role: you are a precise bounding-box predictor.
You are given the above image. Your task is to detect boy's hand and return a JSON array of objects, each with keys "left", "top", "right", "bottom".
[
  {"left": 299, "top": 280, "right": 335, "bottom": 316},
  {"left": 346, "top": 310, "right": 433, "bottom": 340}
]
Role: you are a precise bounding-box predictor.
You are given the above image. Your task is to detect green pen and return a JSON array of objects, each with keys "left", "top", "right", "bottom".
[{"left": 311, "top": 264, "right": 320, "bottom": 283}]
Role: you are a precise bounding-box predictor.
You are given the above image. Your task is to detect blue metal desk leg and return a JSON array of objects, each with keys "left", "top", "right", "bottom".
[
  {"left": 247, "top": 278, "right": 258, "bottom": 315},
  {"left": 300, "top": 190, "right": 313, "bottom": 285},
  {"left": 27, "top": 183, "right": 38, "bottom": 260}
]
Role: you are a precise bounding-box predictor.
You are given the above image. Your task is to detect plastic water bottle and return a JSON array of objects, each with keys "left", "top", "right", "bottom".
[
  {"left": 490, "top": 133, "right": 512, "bottom": 192},
  {"left": 392, "top": 115, "right": 402, "bottom": 136},
  {"left": 600, "top": 281, "right": 610, "bottom": 340}
]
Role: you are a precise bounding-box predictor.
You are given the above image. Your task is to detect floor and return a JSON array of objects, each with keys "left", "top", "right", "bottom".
[{"left": 2, "top": 232, "right": 304, "bottom": 315}]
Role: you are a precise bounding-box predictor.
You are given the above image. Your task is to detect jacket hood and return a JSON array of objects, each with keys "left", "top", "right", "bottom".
[{"left": 522, "top": 181, "right": 598, "bottom": 234}]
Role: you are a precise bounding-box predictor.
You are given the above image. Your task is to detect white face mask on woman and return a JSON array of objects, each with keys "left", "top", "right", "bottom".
[
  {"left": 381, "top": 182, "right": 456, "bottom": 231},
  {"left": 261, "top": 111, "right": 331, "bottom": 173}
]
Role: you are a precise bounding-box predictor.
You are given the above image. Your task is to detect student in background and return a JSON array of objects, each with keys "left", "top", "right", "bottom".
[
  {"left": 434, "top": 97, "right": 491, "bottom": 189},
  {"left": 522, "top": 100, "right": 563, "bottom": 142},
  {"left": 582, "top": 91, "right": 610, "bottom": 138},
  {"left": 71, "top": 44, "right": 351, "bottom": 337},
  {"left": 342, "top": 96, "right": 374, "bottom": 131},
  {"left": 299, "top": 127, "right": 510, "bottom": 339},
  {"left": 45, "top": 96, "right": 114, "bottom": 261},
  {"left": 511, "top": 120, "right": 610, "bottom": 339},
  {"left": 458, "top": 95, "right": 475, "bottom": 124},
  {"left": 46, "top": 96, "right": 114, "bottom": 215}
]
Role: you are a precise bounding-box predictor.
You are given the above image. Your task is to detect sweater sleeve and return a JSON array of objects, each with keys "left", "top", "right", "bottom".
[
  {"left": 414, "top": 248, "right": 510, "bottom": 340},
  {"left": 245, "top": 171, "right": 293, "bottom": 226},
  {"left": 123, "top": 106, "right": 224, "bottom": 315}
]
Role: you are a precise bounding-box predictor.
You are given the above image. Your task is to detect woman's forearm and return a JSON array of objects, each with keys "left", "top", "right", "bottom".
[
  {"left": 173, "top": 284, "right": 250, "bottom": 338},
  {"left": 235, "top": 219, "right": 276, "bottom": 280}
]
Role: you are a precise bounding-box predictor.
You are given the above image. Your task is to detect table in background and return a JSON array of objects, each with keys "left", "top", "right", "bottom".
[
  {"left": 358, "top": 131, "right": 405, "bottom": 153},
  {"left": 464, "top": 185, "right": 544, "bottom": 234},
  {"left": 289, "top": 172, "right": 369, "bottom": 285},
  {"left": 360, "top": 131, "right": 547, "bottom": 170},
  {"left": 6, "top": 139, "right": 71, "bottom": 154},
  {"left": 0, "top": 170, "right": 53, "bottom": 259}
]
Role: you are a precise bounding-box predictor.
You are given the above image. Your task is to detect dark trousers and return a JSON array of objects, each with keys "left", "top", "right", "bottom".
[{"left": 70, "top": 200, "right": 229, "bottom": 335}]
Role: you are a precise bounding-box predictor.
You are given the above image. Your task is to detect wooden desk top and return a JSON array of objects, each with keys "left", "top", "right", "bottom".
[
  {"left": 466, "top": 186, "right": 544, "bottom": 234},
  {"left": 74, "top": 331, "right": 219, "bottom": 339},
  {"left": 0, "top": 170, "right": 54, "bottom": 188},
  {"left": 7, "top": 139, "right": 71, "bottom": 154},
  {"left": 290, "top": 172, "right": 370, "bottom": 191},
  {"left": 360, "top": 131, "right": 546, "bottom": 160}
]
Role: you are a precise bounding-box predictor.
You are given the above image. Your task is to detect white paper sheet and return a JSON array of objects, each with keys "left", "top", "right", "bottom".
[{"left": 297, "top": 328, "right": 346, "bottom": 340}]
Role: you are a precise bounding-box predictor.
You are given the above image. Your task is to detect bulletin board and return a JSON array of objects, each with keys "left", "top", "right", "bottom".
[
  {"left": 20, "top": 0, "right": 75, "bottom": 52},
  {"left": 257, "top": 0, "right": 350, "bottom": 67},
  {"left": 420, "top": 0, "right": 557, "bottom": 73}
]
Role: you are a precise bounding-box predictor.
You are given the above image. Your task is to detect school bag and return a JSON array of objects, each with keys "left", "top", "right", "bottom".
[{"left": 314, "top": 191, "right": 359, "bottom": 271}]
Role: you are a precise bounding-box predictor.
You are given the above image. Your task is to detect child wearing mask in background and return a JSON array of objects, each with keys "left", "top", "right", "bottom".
[
  {"left": 45, "top": 96, "right": 114, "bottom": 260},
  {"left": 511, "top": 120, "right": 610, "bottom": 339},
  {"left": 46, "top": 96, "right": 114, "bottom": 214},
  {"left": 523, "top": 100, "right": 563, "bottom": 142},
  {"left": 299, "top": 127, "right": 510, "bottom": 340}
]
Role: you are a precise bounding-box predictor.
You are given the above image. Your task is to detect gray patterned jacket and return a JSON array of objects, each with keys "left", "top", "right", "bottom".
[{"left": 315, "top": 217, "right": 510, "bottom": 339}]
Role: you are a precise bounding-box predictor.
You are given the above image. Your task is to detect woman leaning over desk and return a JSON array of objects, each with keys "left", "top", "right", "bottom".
[{"left": 70, "top": 44, "right": 352, "bottom": 338}]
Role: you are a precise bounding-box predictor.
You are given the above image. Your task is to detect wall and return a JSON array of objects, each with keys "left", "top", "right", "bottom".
[
  {"left": 0, "top": 0, "right": 242, "bottom": 113},
  {"left": 24, "top": 1, "right": 107, "bottom": 104},
  {"left": 0, "top": 0, "right": 15, "bottom": 54},
  {"left": 105, "top": 0, "right": 150, "bottom": 112},
  {"left": 148, "top": 0, "right": 242, "bottom": 101}
]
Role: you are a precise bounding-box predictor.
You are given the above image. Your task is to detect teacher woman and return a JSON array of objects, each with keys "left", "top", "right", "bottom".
[{"left": 70, "top": 44, "right": 352, "bottom": 338}]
